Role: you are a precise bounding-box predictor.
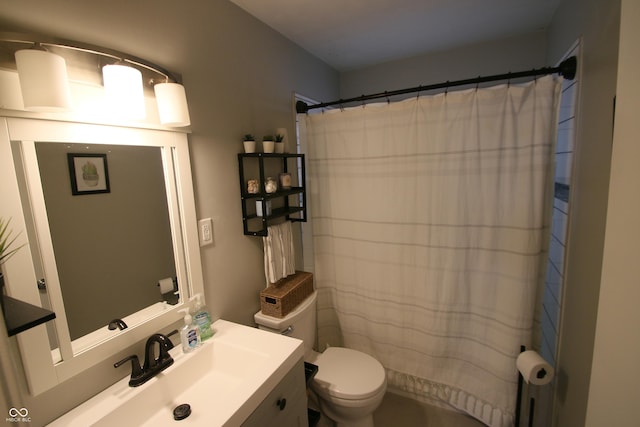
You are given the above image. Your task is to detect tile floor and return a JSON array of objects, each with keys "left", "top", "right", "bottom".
[{"left": 314, "top": 391, "right": 485, "bottom": 427}]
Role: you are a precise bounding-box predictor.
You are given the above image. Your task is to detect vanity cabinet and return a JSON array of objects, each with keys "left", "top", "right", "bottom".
[
  {"left": 242, "top": 359, "right": 308, "bottom": 427},
  {"left": 238, "top": 153, "right": 307, "bottom": 236}
]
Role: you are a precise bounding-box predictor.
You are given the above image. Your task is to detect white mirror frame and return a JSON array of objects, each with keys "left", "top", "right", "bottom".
[{"left": 0, "top": 115, "right": 204, "bottom": 395}]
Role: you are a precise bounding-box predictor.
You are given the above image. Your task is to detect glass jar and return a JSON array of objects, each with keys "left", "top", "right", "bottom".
[
  {"left": 265, "top": 177, "right": 278, "bottom": 193},
  {"left": 247, "top": 179, "right": 259, "bottom": 194},
  {"left": 279, "top": 172, "right": 292, "bottom": 189}
]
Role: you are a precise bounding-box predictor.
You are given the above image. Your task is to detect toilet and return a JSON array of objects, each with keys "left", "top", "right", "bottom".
[{"left": 254, "top": 290, "right": 387, "bottom": 427}]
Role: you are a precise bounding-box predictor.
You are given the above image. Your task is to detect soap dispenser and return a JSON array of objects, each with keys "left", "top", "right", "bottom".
[
  {"left": 178, "top": 308, "right": 201, "bottom": 353},
  {"left": 190, "top": 294, "right": 214, "bottom": 341}
]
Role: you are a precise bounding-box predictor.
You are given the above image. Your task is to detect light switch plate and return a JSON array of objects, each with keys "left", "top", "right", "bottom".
[{"left": 198, "top": 218, "right": 213, "bottom": 246}]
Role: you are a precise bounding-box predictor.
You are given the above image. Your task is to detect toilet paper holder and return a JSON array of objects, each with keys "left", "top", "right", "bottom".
[
  {"left": 515, "top": 345, "right": 553, "bottom": 427},
  {"left": 515, "top": 345, "right": 529, "bottom": 427}
]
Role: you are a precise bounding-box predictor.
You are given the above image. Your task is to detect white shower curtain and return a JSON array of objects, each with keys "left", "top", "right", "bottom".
[{"left": 301, "top": 75, "right": 561, "bottom": 427}]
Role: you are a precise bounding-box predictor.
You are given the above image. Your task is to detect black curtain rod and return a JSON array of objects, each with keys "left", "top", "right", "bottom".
[{"left": 296, "top": 56, "right": 577, "bottom": 114}]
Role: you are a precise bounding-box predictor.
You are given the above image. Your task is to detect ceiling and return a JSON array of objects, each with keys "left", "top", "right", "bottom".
[{"left": 229, "top": 0, "right": 561, "bottom": 71}]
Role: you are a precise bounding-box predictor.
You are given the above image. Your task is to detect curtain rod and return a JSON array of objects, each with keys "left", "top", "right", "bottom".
[{"left": 296, "top": 56, "right": 577, "bottom": 114}]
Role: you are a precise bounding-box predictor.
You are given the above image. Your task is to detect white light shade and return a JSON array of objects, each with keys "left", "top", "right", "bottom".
[
  {"left": 0, "top": 70, "right": 24, "bottom": 110},
  {"left": 15, "top": 49, "right": 72, "bottom": 111},
  {"left": 154, "top": 82, "right": 191, "bottom": 127},
  {"left": 102, "top": 63, "right": 145, "bottom": 120}
]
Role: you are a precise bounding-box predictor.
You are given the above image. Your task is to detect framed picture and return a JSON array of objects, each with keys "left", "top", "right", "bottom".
[{"left": 67, "top": 153, "right": 110, "bottom": 195}]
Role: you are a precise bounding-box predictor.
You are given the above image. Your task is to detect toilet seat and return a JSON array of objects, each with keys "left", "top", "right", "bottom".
[{"left": 311, "top": 347, "right": 386, "bottom": 401}]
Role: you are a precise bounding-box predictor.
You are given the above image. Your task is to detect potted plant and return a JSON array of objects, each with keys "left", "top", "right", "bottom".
[
  {"left": 243, "top": 134, "right": 256, "bottom": 153},
  {"left": 262, "top": 135, "right": 275, "bottom": 153},
  {"left": 0, "top": 218, "right": 24, "bottom": 313},
  {"left": 275, "top": 133, "right": 285, "bottom": 153}
]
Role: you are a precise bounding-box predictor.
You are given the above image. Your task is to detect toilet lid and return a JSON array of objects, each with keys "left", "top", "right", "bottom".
[{"left": 312, "top": 347, "right": 386, "bottom": 400}]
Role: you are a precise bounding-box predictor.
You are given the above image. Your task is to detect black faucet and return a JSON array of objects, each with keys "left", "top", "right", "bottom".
[
  {"left": 113, "top": 355, "right": 145, "bottom": 387},
  {"left": 114, "top": 332, "right": 175, "bottom": 387},
  {"left": 143, "top": 333, "right": 174, "bottom": 371},
  {"left": 108, "top": 319, "right": 128, "bottom": 330}
]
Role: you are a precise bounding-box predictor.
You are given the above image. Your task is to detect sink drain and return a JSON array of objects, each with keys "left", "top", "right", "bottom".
[{"left": 173, "top": 403, "right": 191, "bottom": 421}]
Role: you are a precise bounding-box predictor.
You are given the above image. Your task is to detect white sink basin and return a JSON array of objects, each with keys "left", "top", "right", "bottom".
[{"left": 47, "top": 320, "right": 304, "bottom": 427}]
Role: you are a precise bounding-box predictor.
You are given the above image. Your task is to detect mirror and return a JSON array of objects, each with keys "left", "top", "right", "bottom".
[
  {"left": 35, "top": 142, "right": 178, "bottom": 342},
  {"left": 0, "top": 116, "right": 204, "bottom": 395}
]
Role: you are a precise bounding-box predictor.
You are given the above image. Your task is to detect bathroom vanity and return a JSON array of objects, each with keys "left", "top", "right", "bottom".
[{"left": 47, "top": 320, "right": 308, "bottom": 426}]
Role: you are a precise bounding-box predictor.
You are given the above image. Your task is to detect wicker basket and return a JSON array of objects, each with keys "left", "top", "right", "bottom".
[{"left": 260, "top": 271, "right": 313, "bottom": 318}]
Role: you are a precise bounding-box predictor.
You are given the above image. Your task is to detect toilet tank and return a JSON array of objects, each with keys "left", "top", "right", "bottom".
[{"left": 254, "top": 290, "right": 317, "bottom": 353}]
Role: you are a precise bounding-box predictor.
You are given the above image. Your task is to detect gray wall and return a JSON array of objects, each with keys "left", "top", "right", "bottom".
[
  {"left": 339, "top": 31, "right": 548, "bottom": 100},
  {"left": 586, "top": 1, "right": 640, "bottom": 424}
]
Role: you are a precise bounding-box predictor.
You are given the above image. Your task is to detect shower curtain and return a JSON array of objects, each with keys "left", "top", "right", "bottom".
[{"left": 300, "top": 75, "right": 561, "bottom": 427}]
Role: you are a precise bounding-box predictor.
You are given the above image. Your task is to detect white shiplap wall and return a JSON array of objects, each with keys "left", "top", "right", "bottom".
[
  {"left": 541, "top": 41, "right": 580, "bottom": 369},
  {"left": 532, "top": 41, "right": 581, "bottom": 427}
]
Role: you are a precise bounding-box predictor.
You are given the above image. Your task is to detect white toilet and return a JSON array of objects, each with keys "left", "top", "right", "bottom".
[{"left": 254, "top": 290, "right": 387, "bottom": 427}]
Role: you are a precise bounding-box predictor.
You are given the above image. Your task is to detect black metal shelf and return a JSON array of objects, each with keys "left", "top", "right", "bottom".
[
  {"left": 240, "top": 187, "right": 304, "bottom": 201},
  {"left": 3, "top": 295, "right": 56, "bottom": 336},
  {"left": 305, "top": 362, "right": 320, "bottom": 427},
  {"left": 244, "top": 206, "right": 305, "bottom": 221},
  {"left": 304, "top": 362, "right": 318, "bottom": 384},
  {"left": 238, "top": 153, "right": 307, "bottom": 236},
  {"left": 239, "top": 153, "right": 304, "bottom": 159}
]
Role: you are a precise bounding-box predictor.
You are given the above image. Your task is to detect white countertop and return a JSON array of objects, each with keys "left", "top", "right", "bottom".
[{"left": 47, "top": 319, "right": 304, "bottom": 427}]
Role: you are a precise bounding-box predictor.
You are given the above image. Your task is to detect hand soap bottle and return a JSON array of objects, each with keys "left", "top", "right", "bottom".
[
  {"left": 178, "top": 308, "right": 201, "bottom": 352},
  {"left": 191, "top": 293, "right": 214, "bottom": 341}
]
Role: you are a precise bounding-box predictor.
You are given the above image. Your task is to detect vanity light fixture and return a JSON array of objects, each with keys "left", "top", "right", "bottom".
[
  {"left": 14, "top": 43, "right": 72, "bottom": 111},
  {"left": 154, "top": 81, "right": 191, "bottom": 127},
  {"left": 103, "top": 61, "right": 146, "bottom": 120},
  {"left": 3, "top": 32, "right": 191, "bottom": 127}
]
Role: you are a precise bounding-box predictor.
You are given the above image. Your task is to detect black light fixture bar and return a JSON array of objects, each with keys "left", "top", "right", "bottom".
[{"left": 0, "top": 31, "right": 181, "bottom": 83}]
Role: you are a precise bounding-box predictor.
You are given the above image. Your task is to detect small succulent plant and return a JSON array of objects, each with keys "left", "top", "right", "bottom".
[
  {"left": 82, "top": 161, "right": 98, "bottom": 176},
  {"left": 243, "top": 134, "right": 255, "bottom": 141},
  {"left": 275, "top": 134, "right": 285, "bottom": 142}
]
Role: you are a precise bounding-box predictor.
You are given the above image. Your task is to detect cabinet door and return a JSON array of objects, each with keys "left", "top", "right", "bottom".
[{"left": 241, "top": 359, "right": 309, "bottom": 427}]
